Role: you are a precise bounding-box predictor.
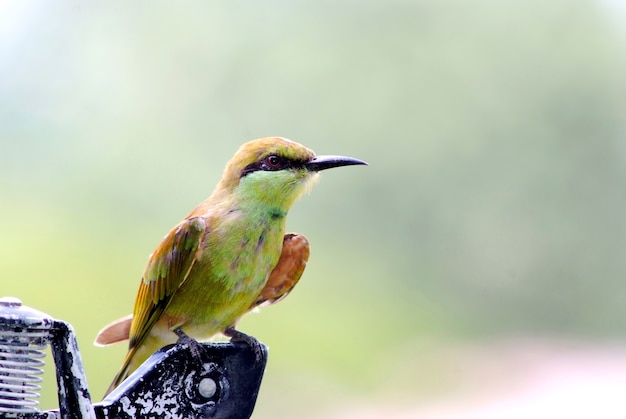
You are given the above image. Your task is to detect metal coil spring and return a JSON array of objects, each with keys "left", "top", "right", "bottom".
[{"left": 0, "top": 329, "right": 48, "bottom": 414}]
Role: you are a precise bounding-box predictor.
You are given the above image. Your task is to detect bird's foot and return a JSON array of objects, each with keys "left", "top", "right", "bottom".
[
  {"left": 173, "top": 327, "right": 205, "bottom": 367},
  {"left": 224, "top": 327, "right": 264, "bottom": 363}
]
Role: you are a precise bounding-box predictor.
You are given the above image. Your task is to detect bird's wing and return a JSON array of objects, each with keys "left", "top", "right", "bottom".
[
  {"left": 250, "top": 233, "right": 310, "bottom": 309},
  {"left": 129, "top": 216, "right": 207, "bottom": 349}
]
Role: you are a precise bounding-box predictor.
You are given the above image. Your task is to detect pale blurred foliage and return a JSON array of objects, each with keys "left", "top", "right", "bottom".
[{"left": 1, "top": 0, "right": 626, "bottom": 417}]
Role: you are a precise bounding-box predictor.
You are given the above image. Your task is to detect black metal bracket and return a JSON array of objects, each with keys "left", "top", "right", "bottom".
[
  {"left": 93, "top": 341, "right": 268, "bottom": 419},
  {"left": 0, "top": 297, "right": 267, "bottom": 419}
]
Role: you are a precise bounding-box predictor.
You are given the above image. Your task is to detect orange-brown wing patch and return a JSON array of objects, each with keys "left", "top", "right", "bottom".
[{"left": 251, "top": 233, "right": 310, "bottom": 308}]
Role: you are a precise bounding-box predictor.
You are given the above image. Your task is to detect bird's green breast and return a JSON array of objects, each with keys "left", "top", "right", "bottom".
[{"left": 165, "top": 205, "right": 287, "bottom": 338}]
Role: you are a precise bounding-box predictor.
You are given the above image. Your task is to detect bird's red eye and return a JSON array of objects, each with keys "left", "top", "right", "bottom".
[{"left": 266, "top": 155, "right": 281, "bottom": 168}]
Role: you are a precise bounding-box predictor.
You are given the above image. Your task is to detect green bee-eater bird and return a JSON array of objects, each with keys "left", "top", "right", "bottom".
[{"left": 94, "top": 137, "right": 367, "bottom": 396}]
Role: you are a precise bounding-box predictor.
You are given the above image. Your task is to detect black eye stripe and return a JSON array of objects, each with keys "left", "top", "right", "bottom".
[{"left": 240, "top": 155, "right": 307, "bottom": 178}]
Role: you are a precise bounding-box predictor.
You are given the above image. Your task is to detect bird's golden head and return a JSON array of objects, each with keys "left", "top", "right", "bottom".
[
  {"left": 215, "top": 137, "right": 316, "bottom": 208},
  {"left": 212, "top": 137, "right": 366, "bottom": 211}
]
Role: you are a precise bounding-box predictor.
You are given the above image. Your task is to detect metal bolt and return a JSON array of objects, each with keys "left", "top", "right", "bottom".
[{"left": 198, "top": 377, "right": 217, "bottom": 399}]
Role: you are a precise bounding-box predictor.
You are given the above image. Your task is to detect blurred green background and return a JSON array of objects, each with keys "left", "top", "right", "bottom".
[{"left": 2, "top": 0, "right": 626, "bottom": 417}]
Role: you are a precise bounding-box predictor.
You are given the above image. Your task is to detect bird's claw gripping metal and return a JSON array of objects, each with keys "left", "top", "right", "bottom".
[
  {"left": 223, "top": 327, "right": 265, "bottom": 363},
  {"left": 174, "top": 326, "right": 208, "bottom": 367}
]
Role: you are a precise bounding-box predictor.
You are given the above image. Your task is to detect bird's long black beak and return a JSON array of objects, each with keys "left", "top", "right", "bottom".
[{"left": 305, "top": 155, "right": 368, "bottom": 172}]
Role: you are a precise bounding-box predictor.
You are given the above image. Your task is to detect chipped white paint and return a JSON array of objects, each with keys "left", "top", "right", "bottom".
[
  {"left": 120, "top": 396, "right": 137, "bottom": 417},
  {"left": 64, "top": 324, "right": 97, "bottom": 419}
]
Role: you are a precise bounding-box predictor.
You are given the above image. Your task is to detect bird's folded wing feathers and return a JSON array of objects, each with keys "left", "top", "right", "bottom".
[{"left": 129, "top": 216, "right": 207, "bottom": 349}]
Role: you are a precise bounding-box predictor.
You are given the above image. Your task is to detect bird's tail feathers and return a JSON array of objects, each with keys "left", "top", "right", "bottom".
[{"left": 103, "top": 344, "right": 139, "bottom": 398}]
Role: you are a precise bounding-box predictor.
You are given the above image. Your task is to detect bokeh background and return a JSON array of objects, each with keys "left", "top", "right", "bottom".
[{"left": 2, "top": 1, "right": 626, "bottom": 417}]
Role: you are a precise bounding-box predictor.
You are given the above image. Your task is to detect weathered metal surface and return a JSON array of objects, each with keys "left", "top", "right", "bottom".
[
  {"left": 1, "top": 297, "right": 267, "bottom": 418},
  {"left": 95, "top": 341, "right": 267, "bottom": 419},
  {"left": 50, "top": 320, "right": 96, "bottom": 419}
]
